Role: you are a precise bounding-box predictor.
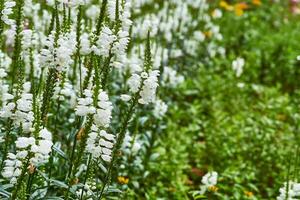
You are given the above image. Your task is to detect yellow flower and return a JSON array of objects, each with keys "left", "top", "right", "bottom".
[
  {"left": 204, "top": 31, "right": 212, "bottom": 38},
  {"left": 252, "top": 0, "right": 262, "bottom": 6},
  {"left": 117, "top": 176, "right": 129, "bottom": 184},
  {"left": 234, "top": 3, "right": 249, "bottom": 16},
  {"left": 220, "top": 1, "right": 234, "bottom": 11},
  {"left": 208, "top": 185, "right": 219, "bottom": 192},
  {"left": 244, "top": 191, "right": 254, "bottom": 197}
]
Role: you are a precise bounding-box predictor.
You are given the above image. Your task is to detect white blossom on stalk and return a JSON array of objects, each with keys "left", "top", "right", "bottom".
[
  {"left": 0, "top": 85, "right": 15, "bottom": 119},
  {"left": 56, "top": 32, "right": 76, "bottom": 72},
  {"left": 277, "top": 181, "right": 300, "bottom": 200},
  {"left": 108, "top": 0, "right": 116, "bottom": 21},
  {"left": 120, "top": 94, "right": 131, "bottom": 102},
  {"left": 2, "top": 152, "right": 26, "bottom": 185},
  {"left": 86, "top": 124, "right": 115, "bottom": 162},
  {"left": 127, "top": 74, "right": 141, "bottom": 93},
  {"left": 232, "top": 57, "right": 245, "bottom": 77},
  {"left": 75, "top": 89, "right": 96, "bottom": 116},
  {"left": 53, "top": 81, "right": 77, "bottom": 108},
  {"left": 120, "top": 1, "right": 132, "bottom": 31},
  {"left": 112, "top": 31, "right": 130, "bottom": 56},
  {"left": 80, "top": 33, "right": 91, "bottom": 55},
  {"left": 153, "top": 99, "right": 168, "bottom": 119},
  {"left": 1, "top": 1, "right": 16, "bottom": 26},
  {"left": 93, "top": 26, "right": 116, "bottom": 57},
  {"left": 86, "top": 5, "right": 99, "bottom": 20},
  {"left": 93, "top": 91, "right": 113, "bottom": 128},
  {"left": 40, "top": 32, "right": 76, "bottom": 72},
  {"left": 162, "top": 67, "right": 184, "bottom": 88},
  {"left": 14, "top": 82, "right": 34, "bottom": 133},
  {"left": 3, "top": 24, "right": 16, "bottom": 46},
  {"left": 138, "top": 70, "right": 160, "bottom": 105},
  {"left": 30, "top": 128, "right": 53, "bottom": 166}
]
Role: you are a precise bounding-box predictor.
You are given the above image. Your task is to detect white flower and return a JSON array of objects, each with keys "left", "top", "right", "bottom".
[
  {"left": 108, "top": 0, "right": 116, "bottom": 21},
  {"left": 138, "top": 70, "right": 160, "bottom": 104},
  {"left": 202, "top": 171, "right": 218, "bottom": 187},
  {"left": 277, "top": 181, "right": 300, "bottom": 200},
  {"left": 112, "top": 31, "right": 130, "bottom": 56},
  {"left": 94, "top": 26, "right": 116, "bottom": 57},
  {"left": 128, "top": 74, "right": 141, "bottom": 93},
  {"left": 162, "top": 67, "right": 184, "bottom": 88},
  {"left": 153, "top": 99, "right": 168, "bottom": 119},
  {"left": 15, "top": 137, "right": 35, "bottom": 148},
  {"left": 30, "top": 129, "right": 53, "bottom": 165},
  {"left": 80, "top": 33, "right": 91, "bottom": 55},
  {"left": 120, "top": 94, "right": 131, "bottom": 102},
  {"left": 39, "top": 128, "right": 52, "bottom": 140},
  {"left": 232, "top": 57, "right": 245, "bottom": 77},
  {"left": 212, "top": 9, "right": 222, "bottom": 19},
  {"left": 12, "top": 82, "right": 34, "bottom": 133},
  {"left": 86, "top": 5, "right": 99, "bottom": 20},
  {"left": 86, "top": 125, "right": 115, "bottom": 162},
  {"left": 1, "top": 1, "right": 16, "bottom": 26},
  {"left": 75, "top": 89, "right": 96, "bottom": 116},
  {"left": 93, "top": 91, "right": 113, "bottom": 128}
]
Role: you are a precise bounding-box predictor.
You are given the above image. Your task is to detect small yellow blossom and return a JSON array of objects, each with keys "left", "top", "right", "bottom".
[
  {"left": 220, "top": 1, "right": 234, "bottom": 11},
  {"left": 244, "top": 191, "right": 254, "bottom": 197},
  {"left": 117, "top": 176, "right": 129, "bottom": 184},
  {"left": 204, "top": 31, "right": 212, "bottom": 38},
  {"left": 208, "top": 185, "right": 219, "bottom": 192}
]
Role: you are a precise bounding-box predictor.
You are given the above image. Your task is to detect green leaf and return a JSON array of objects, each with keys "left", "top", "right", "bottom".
[{"left": 52, "top": 145, "right": 68, "bottom": 160}]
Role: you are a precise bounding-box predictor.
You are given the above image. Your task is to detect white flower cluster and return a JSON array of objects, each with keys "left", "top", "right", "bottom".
[
  {"left": 108, "top": 0, "right": 116, "bottom": 22},
  {"left": 53, "top": 81, "right": 77, "bottom": 107},
  {"left": 232, "top": 57, "right": 245, "bottom": 77},
  {"left": 138, "top": 70, "right": 160, "bottom": 104},
  {"left": 2, "top": 152, "right": 26, "bottom": 185},
  {"left": 122, "top": 132, "right": 141, "bottom": 155},
  {"left": 153, "top": 99, "right": 168, "bottom": 119},
  {"left": 75, "top": 89, "right": 95, "bottom": 116},
  {"left": 80, "top": 33, "right": 91, "bottom": 55},
  {"left": 128, "top": 73, "right": 141, "bottom": 93},
  {"left": 1, "top": 1, "right": 16, "bottom": 26},
  {"left": 277, "top": 181, "right": 300, "bottom": 200},
  {"left": 56, "top": 32, "right": 77, "bottom": 72},
  {"left": 93, "top": 91, "right": 113, "bottom": 128},
  {"left": 162, "top": 67, "right": 184, "bottom": 88},
  {"left": 2, "top": 128, "right": 52, "bottom": 184},
  {"left": 127, "top": 70, "right": 160, "bottom": 105},
  {"left": 0, "top": 88, "right": 15, "bottom": 119},
  {"left": 197, "top": 171, "right": 218, "bottom": 195},
  {"left": 14, "top": 82, "right": 34, "bottom": 133},
  {"left": 30, "top": 128, "right": 53, "bottom": 166},
  {"left": 86, "top": 124, "right": 115, "bottom": 162},
  {"left": 112, "top": 31, "right": 130, "bottom": 57},
  {"left": 40, "top": 32, "right": 76, "bottom": 72},
  {"left": 93, "top": 27, "right": 116, "bottom": 57},
  {"left": 120, "top": 1, "right": 132, "bottom": 31},
  {"left": 0, "top": 82, "right": 34, "bottom": 133}
]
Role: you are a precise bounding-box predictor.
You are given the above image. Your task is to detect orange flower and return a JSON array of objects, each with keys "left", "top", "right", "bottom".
[
  {"left": 117, "top": 176, "right": 129, "bottom": 184},
  {"left": 236, "top": 2, "right": 249, "bottom": 10},
  {"left": 234, "top": 3, "right": 249, "bottom": 16},
  {"left": 252, "top": 0, "right": 262, "bottom": 6}
]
